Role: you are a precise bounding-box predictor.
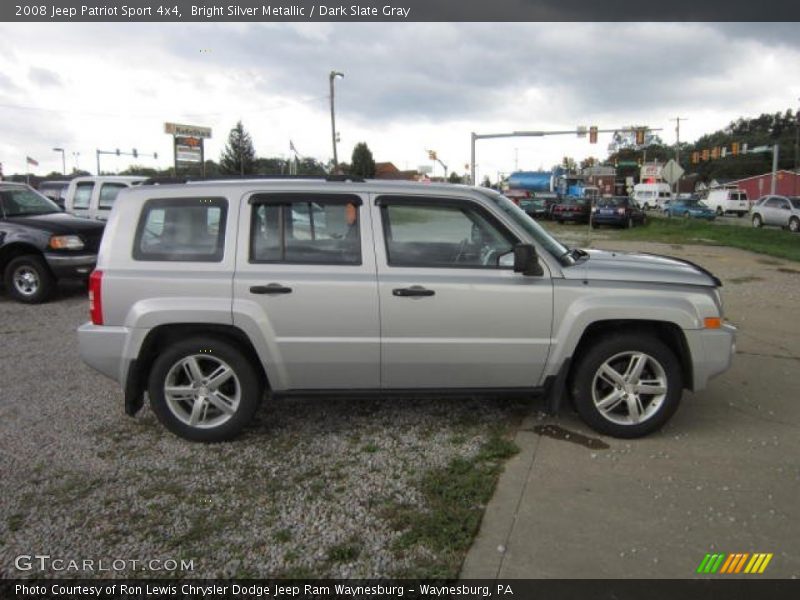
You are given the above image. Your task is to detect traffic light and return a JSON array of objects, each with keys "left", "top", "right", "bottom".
[
  {"left": 154, "top": 152, "right": 158, "bottom": 160},
  {"left": 115, "top": 148, "right": 120, "bottom": 156},
  {"left": 731, "top": 142, "right": 739, "bottom": 156},
  {"left": 589, "top": 126, "right": 598, "bottom": 144},
  {"left": 635, "top": 128, "right": 645, "bottom": 145},
  {"left": 428, "top": 150, "right": 437, "bottom": 161},
  {"left": 132, "top": 148, "right": 138, "bottom": 158}
]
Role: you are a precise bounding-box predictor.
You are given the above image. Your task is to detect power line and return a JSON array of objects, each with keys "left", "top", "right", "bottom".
[{"left": 0, "top": 95, "right": 329, "bottom": 120}]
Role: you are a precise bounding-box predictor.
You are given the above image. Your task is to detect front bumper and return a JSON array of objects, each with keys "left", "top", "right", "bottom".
[
  {"left": 685, "top": 322, "right": 737, "bottom": 391},
  {"left": 44, "top": 252, "right": 97, "bottom": 279}
]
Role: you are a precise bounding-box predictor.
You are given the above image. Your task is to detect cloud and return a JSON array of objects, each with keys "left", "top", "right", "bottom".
[{"left": 29, "top": 67, "right": 63, "bottom": 88}]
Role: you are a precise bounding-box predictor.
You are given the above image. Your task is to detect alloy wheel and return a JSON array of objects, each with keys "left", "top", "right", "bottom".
[
  {"left": 591, "top": 351, "right": 668, "bottom": 426},
  {"left": 163, "top": 355, "right": 241, "bottom": 429}
]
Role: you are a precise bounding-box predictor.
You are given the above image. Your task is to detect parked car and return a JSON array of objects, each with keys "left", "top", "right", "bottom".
[
  {"left": 663, "top": 198, "right": 716, "bottom": 220},
  {"left": 703, "top": 188, "right": 749, "bottom": 217},
  {"left": 64, "top": 176, "right": 147, "bottom": 221},
  {"left": 519, "top": 196, "right": 557, "bottom": 220},
  {"left": 591, "top": 196, "right": 646, "bottom": 229},
  {"left": 552, "top": 196, "right": 591, "bottom": 223},
  {"left": 750, "top": 195, "right": 800, "bottom": 232},
  {"left": 78, "top": 178, "right": 735, "bottom": 442},
  {"left": 0, "top": 183, "right": 105, "bottom": 303},
  {"left": 38, "top": 180, "right": 70, "bottom": 209}
]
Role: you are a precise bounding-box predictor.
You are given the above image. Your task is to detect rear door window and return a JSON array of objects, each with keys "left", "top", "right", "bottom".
[{"left": 249, "top": 194, "right": 361, "bottom": 265}]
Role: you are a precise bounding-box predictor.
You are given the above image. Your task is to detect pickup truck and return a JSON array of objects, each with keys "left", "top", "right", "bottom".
[
  {"left": 77, "top": 178, "right": 736, "bottom": 442},
  {"left": 1, "top": 182, "right": 105, "bottom": 303}
]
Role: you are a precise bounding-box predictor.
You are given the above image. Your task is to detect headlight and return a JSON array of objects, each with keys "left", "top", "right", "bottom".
[{"left": 49, "top": 235, "right": 84, "bottom": 250}]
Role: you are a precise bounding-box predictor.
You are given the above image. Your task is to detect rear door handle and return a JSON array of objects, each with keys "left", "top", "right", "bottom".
[
  {"left": 250, "top": 283, "right": 293, "bottom": 295},
  {"left": 393, "top": 286, "right": 435, "bottom": 297}
]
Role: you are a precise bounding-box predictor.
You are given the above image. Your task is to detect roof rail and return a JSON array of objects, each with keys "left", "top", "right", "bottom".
[
  {"left": 139, "top": 174, "right": 369, "bottom": 185},
  {"left": 141, "top": 176, "right": 189, "bottom": 185},
  {"left": 325, "top": 174, "right": 366, "bottom": 183}
]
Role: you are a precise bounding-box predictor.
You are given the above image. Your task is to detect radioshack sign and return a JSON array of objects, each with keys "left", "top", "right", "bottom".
[{"left": 164, "top": 122, "right": 212, "bottom": 139}]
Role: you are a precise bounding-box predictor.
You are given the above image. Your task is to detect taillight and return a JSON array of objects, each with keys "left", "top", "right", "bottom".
[{"left": 89, "top": 270, "right": 103, "bottom": 325}]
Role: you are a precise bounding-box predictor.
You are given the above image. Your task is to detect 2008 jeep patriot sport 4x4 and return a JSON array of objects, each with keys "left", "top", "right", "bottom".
[{"left": 78, "top": 178, "right": 736, "bottom": 442}]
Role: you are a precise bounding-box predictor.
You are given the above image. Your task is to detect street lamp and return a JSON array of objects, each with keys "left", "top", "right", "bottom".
[
  {"left": 329, "top": 70, "right": 344, "bottom": 173},
  {"left": 52, "top": 147, "right": 66, "bottom": 175},
  {"left": 72, "top": 152, "right": 80, "bottom": 173}
]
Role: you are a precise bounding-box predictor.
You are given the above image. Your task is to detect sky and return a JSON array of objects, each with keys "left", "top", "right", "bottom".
[{"left": 1, "top": 22, "right": 799, "bottom": 183}]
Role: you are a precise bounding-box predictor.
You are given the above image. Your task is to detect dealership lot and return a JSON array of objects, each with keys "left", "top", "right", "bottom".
[{"left": 1, "top": 235, "right": 798, "bottom": 578}]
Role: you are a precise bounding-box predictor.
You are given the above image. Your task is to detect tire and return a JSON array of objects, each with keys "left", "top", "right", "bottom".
[
  {"left": 715, "top": 207, "right": 723, "bottom": 216},
  {"left": 752, "top": 214, "right": 763, "bottom": 228},
  {"left": 626, "top": 217, "right": 633, "bottom": 229},
  {"left": 591, "top": 221, "right": 599, "bottom": 229},
  {"left": 148, "top": 336, "right": 262, "bottom": 442},
  {"left": 790, "top": 217, "right": 800, "bottom": 233},
  {"left": 571, "top": 333, "right": 683, "bottom": 438},
  {"left": 4, "top": 255, "right": 55, "bottom": 304},
  {"left": 642, "top": 203, "right": 649, "bottom": 211}
]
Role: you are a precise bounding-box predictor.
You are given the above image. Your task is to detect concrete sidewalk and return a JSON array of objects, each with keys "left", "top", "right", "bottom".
[{"left": 461, "top": 244, "right": 800, "bottom": 579}]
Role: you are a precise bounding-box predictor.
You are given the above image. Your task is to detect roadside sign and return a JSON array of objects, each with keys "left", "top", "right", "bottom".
[
  {"left": 164, "top": 122, "right": 212, "bottom": 139},
  {"left": 662, "top": 159, "right": 684, "bottom": 185}
]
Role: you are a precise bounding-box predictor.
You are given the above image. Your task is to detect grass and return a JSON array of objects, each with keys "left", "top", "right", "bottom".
[
  {"left": 612, "top": 218, "right": 800, "bottom": 262},
  {"left": 384, "top": 431, "right": 519, "bottom": 578}
]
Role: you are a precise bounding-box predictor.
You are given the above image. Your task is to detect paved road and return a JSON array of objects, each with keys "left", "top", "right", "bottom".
[{"left": 462, "top": 240, "right": 800, "bottom": 579}]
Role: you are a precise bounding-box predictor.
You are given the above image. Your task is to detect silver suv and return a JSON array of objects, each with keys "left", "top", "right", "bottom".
[{"left": 78, "top": 179, "right": 736, "bottom": 442}]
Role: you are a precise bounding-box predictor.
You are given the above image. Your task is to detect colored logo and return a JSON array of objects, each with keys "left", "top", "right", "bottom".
[{"left": 697, "top": 553, "right": 773, "bottom": 574}]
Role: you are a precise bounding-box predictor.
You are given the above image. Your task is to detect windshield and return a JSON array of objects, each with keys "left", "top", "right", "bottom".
[
  {"left": 479, "top": 189, "right": 569, "bottom": 259},
  {"left": 1, "top": 187, "right": 60, "bottom": 217}
]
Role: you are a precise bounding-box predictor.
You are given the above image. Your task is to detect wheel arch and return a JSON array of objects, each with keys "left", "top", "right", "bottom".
[
  {"left": 124, "top": 323, "right": 270, "bottom": 416},
  {"left": 0, "top": 242, "right": 47, "bottom": 274},
  {"left": 567, "top": 319, "right": 693, "bottom": 394}
]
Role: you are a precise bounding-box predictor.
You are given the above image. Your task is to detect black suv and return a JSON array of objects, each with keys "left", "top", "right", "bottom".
[{"left": 0, "top": 182, "right": 105, "bottom": 303}]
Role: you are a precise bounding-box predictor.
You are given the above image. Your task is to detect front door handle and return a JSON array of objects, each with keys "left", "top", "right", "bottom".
[
  {"left": 393, "top": 286, "right": 435, "bottom": 297},
  {"left": 250, "top": 283, "right": 293, "bottom": 295}
]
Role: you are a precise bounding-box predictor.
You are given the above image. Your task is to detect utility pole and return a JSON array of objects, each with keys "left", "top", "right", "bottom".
[
  {"left": 771, "top": 144, "right": 779, "bottom": 195},
  {"left": 670, "top": 117, "right": 687, "bottom": 195},
  {"left": 329, "top": 71, "right": 344, "bottom": 174},
  {"left": 794, "top": 99, "right": 799, "bottom": 196}
]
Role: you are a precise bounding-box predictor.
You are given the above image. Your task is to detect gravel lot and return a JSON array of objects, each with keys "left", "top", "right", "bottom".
[{"left": 0, "top": 284, "right": 527, "bottom": 579}]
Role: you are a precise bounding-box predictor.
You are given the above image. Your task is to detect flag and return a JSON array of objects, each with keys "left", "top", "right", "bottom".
[{"left": 26, "top": 156, "right": 39, "bottom": 167}]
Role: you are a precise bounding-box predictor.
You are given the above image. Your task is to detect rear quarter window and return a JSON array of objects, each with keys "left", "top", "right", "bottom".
[{"left": 133, "top": 197, "right": 227, "bottom": 262}]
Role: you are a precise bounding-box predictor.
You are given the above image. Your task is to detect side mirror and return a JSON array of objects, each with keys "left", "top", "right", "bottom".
[{"left": 514, "top": 244, "right": 544, "bottom": 277}]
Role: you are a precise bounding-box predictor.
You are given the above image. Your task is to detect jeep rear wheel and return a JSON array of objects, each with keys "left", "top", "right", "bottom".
[
  {"left": 789, "top": 217, "right": 800, "bottom": 233},
  {"left": 4, "top": 255, "right": 55, "bottom": 304},
  {"left": 572, "top": 334, "right": 683, "bottom": 438},
  {"left": 148, "top": 337, "right": 262, "bottom": 442}
]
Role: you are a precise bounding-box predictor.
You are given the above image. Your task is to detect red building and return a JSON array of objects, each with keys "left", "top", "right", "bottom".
[{"left": 730, "top": 170, "right": 800, "bottom": 199}]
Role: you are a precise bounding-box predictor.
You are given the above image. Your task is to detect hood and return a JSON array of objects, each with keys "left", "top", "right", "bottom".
[
  {"left": 7, "top": 212, "right": 106, "bottom": 236},
  {"left": 563, "top": 249, "right": 719, "bottom": 287}
]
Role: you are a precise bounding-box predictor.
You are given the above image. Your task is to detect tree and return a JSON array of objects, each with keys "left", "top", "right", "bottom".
[
  {"left": 350, "top": 142, "right": 376, "bottom": 178},
  {"left": 448, "top": 172, "right": 463, "bottom": 184},
  {"left": 481, "top": 175, "right": 492, "bottom": 187},
  {"left": 220, "top": 120, "right": 256, "bottom": 175}
]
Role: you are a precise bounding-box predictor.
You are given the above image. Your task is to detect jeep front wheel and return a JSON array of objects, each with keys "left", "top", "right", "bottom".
[
  {"left": 148, "top": 337, "right": 262, "bottom": 442},
  {"left": 572, "top": 334, "right": 683, "bottom": 438}
]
